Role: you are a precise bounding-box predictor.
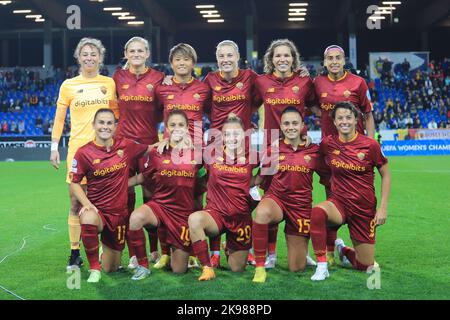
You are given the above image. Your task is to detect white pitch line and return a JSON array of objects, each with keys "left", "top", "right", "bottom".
[
  {"left": 0, "top": 236, "right": 29, "bottom": 300},
  {"left": 0, "top": 236, "right": 29, "bottom": 265},
  {"left": 0, "top": 285, "right": 26, "bottom": 300},
  {"left": 43, "top": 224, "right": 59, "bottom": 232}
]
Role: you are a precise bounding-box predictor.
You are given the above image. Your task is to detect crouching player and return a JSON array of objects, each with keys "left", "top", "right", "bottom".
[
  {"left": 70, "top": 108, "right": 153, "bottom": 283},
  {"left": 188, "top": 113, "right": 257, "bottom": 281},
  {"left": 310, "top": 102, "right": 390, "bottom": 281},
  {"left": 127, "top": 110, "right": 201, "bottom": 280},
  {"left": 252, "top": 107, "right": 330, "bottom": 283}
]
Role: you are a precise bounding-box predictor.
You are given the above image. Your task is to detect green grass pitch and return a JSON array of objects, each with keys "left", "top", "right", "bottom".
[{"left": 0, "top": 156, "right": 449, "bottom": 300}]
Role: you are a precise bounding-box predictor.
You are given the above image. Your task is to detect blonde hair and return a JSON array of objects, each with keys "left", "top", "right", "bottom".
[
  {"left": 223, "top": 112, "right": 244, "bottom": 129},
  {"left": 169, "top": 43, "right": 197, "bottom": 64},
  {"left": 216, "top": 40, "right": 240, "bottom": 59},
  {"left": 263, "top": 39, "right": 301, "bottom": 74},
  {"left": 73, "top": 37, "right": 106, "bottom": 69},
  {"left": 122, "top": 36, "right": 150, "bottom": 70}
]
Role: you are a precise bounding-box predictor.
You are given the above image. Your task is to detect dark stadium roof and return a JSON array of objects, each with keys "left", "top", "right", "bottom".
[{"left": 0, "top": 0, "right": 449, "bottom": 32}]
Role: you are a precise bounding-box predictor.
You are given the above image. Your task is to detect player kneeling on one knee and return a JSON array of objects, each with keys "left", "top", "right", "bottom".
[
  {"left": 70, "top": 109, "right": 155, "bottom": 283},
  {"left": 252, "top": 106, "right": 330, "bottom": 283},
  {"left": 310, "top": 102, "right": 390, "bottom": 281}
]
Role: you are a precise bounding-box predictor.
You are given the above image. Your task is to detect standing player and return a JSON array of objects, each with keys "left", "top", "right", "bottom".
[
  {"left": 50, "top": 38, "right": 118, "bottom": 270},
  {"left": 113, "top": 36, "right": 165, "bottom": 268},
  {"left": 252, "top": 107, "right": 329, "bottom": 283},
  {"left": 156, "top": 43, "right": 210, "bottom": 148},
  {"left": 188, "top": 113, "right": 257, "bottom": 281},
  {"left": 203, "top": 40, "right": 261, "bottom": 267},
  {"left": 70, "top": 108, "right": 152, "bottom": 282},
  {"left": 154, "top": 43, "right": 211, "bottom": 269},
  {"left": 127, "top": 110, "right": 201, "bottom": 279},
  {"left": 310, "top": 102, "right": 390, "bottom": 281},
  {"left": 313, "top": 45, "right": 376, "bottom": 265},
  {"left": 254, "top": 39, "right": 317, "bottom": 268}
]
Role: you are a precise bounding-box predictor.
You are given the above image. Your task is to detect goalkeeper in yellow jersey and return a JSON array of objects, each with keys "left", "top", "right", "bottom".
[{"left": 50, "top": 37, "right": 119, "bottom": 270}]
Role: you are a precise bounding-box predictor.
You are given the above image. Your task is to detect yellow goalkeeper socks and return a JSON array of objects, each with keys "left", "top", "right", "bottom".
[{"left": 68, "top": 215, "right": 81, "bottom": 250}]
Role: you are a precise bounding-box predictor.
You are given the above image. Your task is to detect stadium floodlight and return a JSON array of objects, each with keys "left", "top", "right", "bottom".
[
  {"left": 128, "top": 21, "right": 144, "bottom": 25},
  {"left": 377, "top": 6, "right": 396, "bottom": 10},
  {"left": 289, "top": 3, "right": 309, "bottom": 6},
  {"left": 25, "top": 15, "right": 42, "bottom": 18},
  {"left": 196, "top": 5, "right": 215, "bottom": 9},
  {"left": 369, "top": 16, "right": 386, "bottom": 20},
  {"left": 288, "top": 17, "right": 306, "bottom": 21},
  {"left": 35, "top": 18, "right": 45, "bottom": 22},
  {"left": 289, "top": 8, "right": 307, "bottom": 12},
  {"left": 112, "top": 12, "right": 130, "bottom": 16},
  {"left": 0, "top": 1, "right": 12, "bottom": 5},
  {"left": 13, "top": 9, "right": 32, "bottom": 13},
  {"left": 199, "top": 10, "right": 218, "bottom": 14},
  {"left": 118, "top": 16, "right": 136, "bottom": 20},
  {"left": 207, "top": 19, "right": 225, "bottom": 23},
  {"left": 103, "top": 7, "right": 123, "bottom": 11},
  {"left": 202, "top": 14, "right": 221, "bottom": 18},
  {"left": 382, "top": 1, "right": 401, "bottom": 5},
  {"left": 289, "top": 12, "right": 307, "bottom": 16}
]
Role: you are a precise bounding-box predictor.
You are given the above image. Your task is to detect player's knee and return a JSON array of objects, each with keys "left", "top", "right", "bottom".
[
  {"left": 129, "top": 211, "right": 143, "bottom": 230},
  {"left": 171, "top": 263, "right": 187, "bottom": 274},
  {"left": 288, "top": 262, "right": 306, "bottom": 273},
  {"left": 188, "top": 212, "right": 203, "bottom": 231},
  {"left": 230, "top": 262, "right": 246, "bottom": 273},
  {"left": 80, "top": 210, "right": 97, "bottom": 225},
  {"left": 255, "top": 206, "right": 271, "bottom": 223}
]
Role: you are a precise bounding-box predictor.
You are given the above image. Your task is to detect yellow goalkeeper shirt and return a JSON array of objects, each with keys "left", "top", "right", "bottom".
[{"left": 51, "top": 74, "right": 119, "bottom": 149}]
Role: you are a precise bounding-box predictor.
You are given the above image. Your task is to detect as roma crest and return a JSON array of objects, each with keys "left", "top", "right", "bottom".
[
  {"left": 343, "top": 90, "right": 351, "bottom": 98},
  {"left": 357, "top": 152, "right": 365, "bottom": 160},
  {"left": 122, "top": 84, "right": 129, "bottom": 90},
  {"left": 321, "top": 92, "right": 328, "bottom": 98},
  {"left": 100, "top": 86, "right": 107, "bottom": 95},
  {"left": 193, "top": 93, "right": 201, "bottom": 100},
  {"left": 292, "top": 86, "right": 299, "bottom": 94},
  {"left": 214, "top": 86, "right": 222, "bottom": 91},
  {"left": 304, "top": 155, "right": 311, "bottom": 163},
  {"left": 333, "top": 149, "right": 340, "bottom": 155},
  {"left": 146, "top": 84, "right": 154, "bottom": 92},
  {"left": 236, "top": 82, "right": 244, "bottom": 90},
  {"left": 117, "top": 149, "right": 124, "bottom": 158}
]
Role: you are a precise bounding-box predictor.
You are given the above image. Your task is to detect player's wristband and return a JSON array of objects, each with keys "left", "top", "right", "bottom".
[{"left": 51, "top": 142, "right": 59, "bottom": 151}]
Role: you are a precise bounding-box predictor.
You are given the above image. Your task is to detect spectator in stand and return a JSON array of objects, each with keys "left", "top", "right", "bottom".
[
  {"left": 413, "top": 117, "right": 422, "bottom": 129},
  {"left": 427, "top": 119, "right": 438, "bottom": 129},
  {"left": 378, "top": 119, "right": 388, "bottom": 130},
  {"left": 2, "top": 120, "right": 9, "bottom": 133},
  {"left": 438, "top": 121, "right": 446, "bottom": 129},
  {"left": 405, "top": 113, "right": 413, "bottom": 128},
  {"left": 10, "top": 120, "right": 18, "bottom": 133},
  {"left": 18, "top": 120, "right": 25, "bottom": 134},
  {"left": 35, "top": 115, "right": 43, "bottom": 128},
  {"left": 402, "top": 58, "right": 411, "bottom": 75}
]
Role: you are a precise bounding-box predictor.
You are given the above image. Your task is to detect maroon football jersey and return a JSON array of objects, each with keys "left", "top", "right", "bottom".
[
  {"left": 255, "top": 73, "right": 316, "bottom": 144},
  {"left": 263, "top": 140, "right": 329, "bottom": 210},
  {"left": 314, "top": 72, "right": 373, "bottom": 138},
  {"left": 155, "top": 78, "right": 211, "bottom": 143},
  {"left": 71, "top": 138, "right": 148, "bottom": 215},
  {"left": 142, "top": 147, "right": 200, "bottom": 218},
  {"left": 204, "top": 69, "right": 261, "bottom": 131},
  {"left": 204, "top": 152, "right": 257, "bottom": 217},
  {"left": 320, "top": 133, "right": 387, "bottom": 212},
  {"left": 113, "top": 68, "right": 165, "bottom": 144}
]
